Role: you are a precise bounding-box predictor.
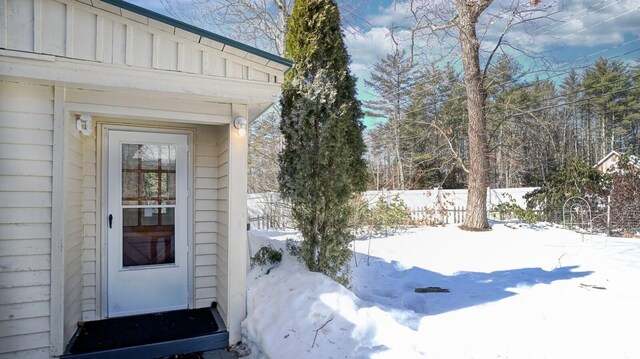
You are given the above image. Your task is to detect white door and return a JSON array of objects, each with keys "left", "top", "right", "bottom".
[{"left": 107, "top": 130, "right": 189, "bottom": 317}]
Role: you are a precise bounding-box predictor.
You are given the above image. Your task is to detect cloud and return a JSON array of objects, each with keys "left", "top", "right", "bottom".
[
  {"left": 344, "top": 26, "right": 397, "bottom": 69},
  {"left": 367, "top": 1, "right": 413, "bottom": 28},
  {"left": 497, "top": 0, "right": 640, "bottom": 49}
]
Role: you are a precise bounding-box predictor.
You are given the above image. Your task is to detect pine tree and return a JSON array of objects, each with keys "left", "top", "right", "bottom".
[
  {"left": 364, "top": 49, "right": 415, "bottom": 190},
  {"left": 582, "top": 58, "right": 631, "bottom": 158},
  {"left": 279, "top": 0, "right": 367, "bottom": 285}
]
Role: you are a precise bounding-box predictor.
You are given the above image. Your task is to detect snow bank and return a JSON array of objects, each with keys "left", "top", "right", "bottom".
[{"left": 243, "top": 231, "right": 427, "bottom": 358}]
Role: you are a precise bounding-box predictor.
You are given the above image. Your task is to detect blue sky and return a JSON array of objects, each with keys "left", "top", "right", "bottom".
[{"left": 128, "top": 0, "right": 640, "bottom": 127}]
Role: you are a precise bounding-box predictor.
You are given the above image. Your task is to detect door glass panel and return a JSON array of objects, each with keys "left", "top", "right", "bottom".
[
  {"left": 122, "top": 144, "right": 177, "bottom": 206},
  {"left": 121, "top": 142, "right": 177, "bottom": 267},
  {"left": 122, "top": 208, "right": 175, "bottom": 267}
]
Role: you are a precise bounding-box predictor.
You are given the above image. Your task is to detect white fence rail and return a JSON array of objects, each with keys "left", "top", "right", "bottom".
[{"left": 248, "top": 187, "right": 538, "bottom": 230}]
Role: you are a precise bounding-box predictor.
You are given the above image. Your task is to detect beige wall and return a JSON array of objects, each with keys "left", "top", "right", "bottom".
[
  {"left": 63, "top": 112, "right": 84, "bottom": 342},
  {"left": 81, "top": 131, "right": 98, "bottom": 321},
  {"left": 0, "top": 80, "right": 53, "bottom": 359},
  {"left": 194, "top": 125, "right": 221, "bottom": 309},
  {"left": 215, "top": 128, "right": 230, "bottom": 322}
]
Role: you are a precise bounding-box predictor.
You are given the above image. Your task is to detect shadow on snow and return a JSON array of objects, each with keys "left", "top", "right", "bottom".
[{"left": 351, "top": 255, "right": 592, "bottom": 317}]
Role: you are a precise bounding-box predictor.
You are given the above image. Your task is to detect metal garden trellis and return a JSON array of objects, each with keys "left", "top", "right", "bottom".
[{"left": 562, "top": 196, "right": 593, "bottom": 236}]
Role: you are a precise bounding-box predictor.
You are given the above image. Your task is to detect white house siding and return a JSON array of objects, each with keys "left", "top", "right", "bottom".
[
  {"left": 215, "top": 129, "right": 230, "bottom": 322},
  {"left": 194, "top": 125, "right": 220, "bottom": 309},
  {"left": 63, "top": 115, "right": 84, "bottom": 342},
  {"left": 0, "top": 80, "right": 54, "bottom": 359},
  {"left": 81, "top": 132, "right": 98, "bottom": 321},
  {"left": 0, "top": 0, "right": 287, "bottom": 84}
]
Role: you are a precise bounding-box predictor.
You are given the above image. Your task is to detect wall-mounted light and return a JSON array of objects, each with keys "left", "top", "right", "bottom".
[
  {"left": 76, "top": 114, "right": 93, "bottom": 136},
  {"left": 234, "top": 117, "right": 248, "bottom": 137}
]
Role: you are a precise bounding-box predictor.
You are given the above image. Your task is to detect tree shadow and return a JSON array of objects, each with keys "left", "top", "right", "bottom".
[{"left": 352, "top": 255, "right": 592, "bottom": 318}]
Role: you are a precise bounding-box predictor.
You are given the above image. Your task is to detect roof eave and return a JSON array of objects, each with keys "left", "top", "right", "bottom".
[{"left": 100, "top": 0, "right": 292, "bottom": 69}]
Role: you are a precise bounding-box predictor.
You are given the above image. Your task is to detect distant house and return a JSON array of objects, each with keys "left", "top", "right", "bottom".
[
  {"left": 0, "top": 0, "right": 289, "bottom": 357},
  {"left": 595, "top": 151, "right": 640, "bottom": 174}
]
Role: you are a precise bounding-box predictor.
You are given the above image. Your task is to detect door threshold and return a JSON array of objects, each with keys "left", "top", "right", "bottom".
[{"left": 61, "top": 305, "right": 228, "bottom": 359}]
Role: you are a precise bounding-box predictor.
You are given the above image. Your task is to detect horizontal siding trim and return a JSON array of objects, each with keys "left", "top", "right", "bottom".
[
  {"left": 195, "top": 177, "right": 216, "bottom": 189},
  {"left": 0, "top": 192, "right": 52, "bottom": 208},
  {"left": 0, "top": 208, "right": 51, "bottom": 224},
  {"left": 0, "top": 112, "right": 54, "bottom": 130},
  {"left": 0, "top": 348, "right": 49, "bottom": 359},
  {"left": 194, "top": 276, "right": 216, "bottom": 288},
  {"left": 0, "top": 159, "right": 52, "bottom": 177},
  {"left": 0, "top": 254, "right": 51, "bottom": 272},
  {"left": 195, "top": 243, "right": 216, "bottom": 255},
  {"left": 0, "top": 223, "right": 51, "bottom": 240},
  {"left": 0, "top": 286, "right": 50, "bottom": 305},
  {"left": 0, "top": 332, "right": 49, "bottom": 354},
  {"left": 195, "top": 221, "right": 216, "bottom": 233},
  {"left": 0, "top": 316, "right": 50, "bottom": 337},
  {"left": 0, "top": 144, "right": 52, "bottom": 161},
  {"left": 0, "top": 240, "right": 50, "bottom": 256},
  {"left": 0, "top": 301, "right": 49, "bottom": 321},
  {"left": 195, "top": 287, "right": 215, "bottom": 299},
  {"left": 195, "top": 254, "right": 216, "bottom": 267},
  {"left": 0, "top": 128, "right": 52, "bottom": 145},
  {"left": 0, "top": 176, "right": 52, "bottom": 192},
  {"left": 195, "top": 232, "right": 216, "bottom": 244},
  {"left": 194, "top": 189, "right": 216, "bottom": 200},
  {"left": 194, "top": 199, "right": 217, "bottom": 211},
  {"left": 194, "top": 265, "right": 216, "bottom": 277},
  {"left": 195, "top": 166, "right": 216, "bottom": 179},
  {"left": 0, "top": 270, "right": 50, "bottom": 288}
]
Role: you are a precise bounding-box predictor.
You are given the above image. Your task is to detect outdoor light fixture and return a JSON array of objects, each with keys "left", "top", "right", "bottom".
[
  {"left": 234, "top": 117, "right": 248, "bottom": 137},
  {"left": 76, "top": 114, "right": 93, "bottom": 136}
]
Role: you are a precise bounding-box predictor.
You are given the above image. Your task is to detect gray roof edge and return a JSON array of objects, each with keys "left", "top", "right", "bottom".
[{"left": 100, "top": 0, "right": 292, "bottom": 68}]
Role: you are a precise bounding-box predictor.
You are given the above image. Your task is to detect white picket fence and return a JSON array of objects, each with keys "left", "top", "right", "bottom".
[{"left": 248, "top": 187, "right": 538, "bottom": 230}]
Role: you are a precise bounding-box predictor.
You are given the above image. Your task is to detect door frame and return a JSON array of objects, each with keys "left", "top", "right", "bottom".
[{"left": 98, "top": 123, "right": 195, "bottom": 318}]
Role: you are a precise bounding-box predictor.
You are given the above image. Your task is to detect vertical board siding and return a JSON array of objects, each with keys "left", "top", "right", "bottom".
[
  {"left": 1, "top": 0, "right": 280, "bottom": 83},
  {"left": 215, "top": 128, "right": 230, "bottom": 321},
  {"left": 41, "top": 0, "right": 67, "bottom": 56},
  {"left": 6, "top": 0, "right": 34, "bottom": 52},
  {"left": 71, "top": 8, "right": 97, "bottom": 61},
  {"left": 0, "top": 80, "right": 53, "bottom": 357},
  {"left": 193, "top": 125, "right": 219, "bottom": 308},
  {"left": 81, "top": 132, "right": 97, "bottom": 321},
  {"left": 131, "top": 26, "right": 152, "bottom": 68},
  {"left": 158, "top": 36, "right": 178, "bottom": 71},
  {"left": 63, "top": 115, "right": 84, "bottom": 342}
]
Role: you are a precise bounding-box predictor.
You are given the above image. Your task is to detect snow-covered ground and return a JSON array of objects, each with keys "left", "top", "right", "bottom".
[{"left": 242, "top": 224, "right": 640, "bottom": 359}]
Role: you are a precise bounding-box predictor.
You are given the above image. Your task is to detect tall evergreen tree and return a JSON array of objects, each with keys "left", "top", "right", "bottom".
[
  {"left": 582, "top": 58, "right": 631, "bottom": 158},
  {"left": 279, "top": 0, "right": 367, "bottom": 285},
  {"left": 364, "top": 49, "right": 415, "bottom": 189}
]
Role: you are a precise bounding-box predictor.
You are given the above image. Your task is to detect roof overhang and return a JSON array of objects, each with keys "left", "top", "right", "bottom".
[{"left": 100, "top": 0, "right": 292, "bottom": 71}]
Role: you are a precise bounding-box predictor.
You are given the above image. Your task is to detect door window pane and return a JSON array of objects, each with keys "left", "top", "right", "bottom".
[
  {"left": 122, "top": 208, "right": 175, "bottom": 267},
  {"left": 122, "top": 144, "right": 177, "bottom": 205}
]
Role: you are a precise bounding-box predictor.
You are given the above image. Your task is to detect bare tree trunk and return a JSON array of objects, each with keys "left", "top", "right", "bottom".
[
  {"left": 393, "top": 115, "right": 405, "bottom": 190},
  {"left": 456, "top": 0, "right": 490, "bottom": 230}
]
